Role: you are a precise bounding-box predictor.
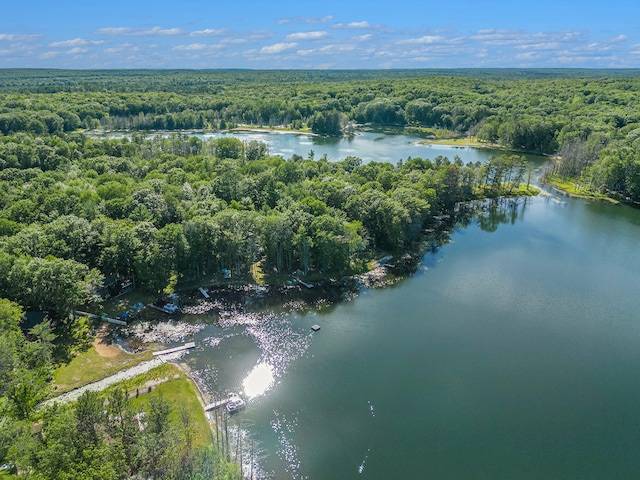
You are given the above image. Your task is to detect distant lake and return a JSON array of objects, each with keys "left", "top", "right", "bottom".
[{"left": 200, "top": 128, "right": 507, "bottom": 165}]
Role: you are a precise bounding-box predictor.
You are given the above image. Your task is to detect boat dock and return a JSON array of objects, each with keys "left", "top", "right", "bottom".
[
  {"left": 204, "top": 397, "right": 231, "bottom": 411},
  {"left": 148, "top": 303, "right": 178, "bottom": 314},
  {"left": 152, "top": 342, "right": 196, "bottom": 356},
  {"left": 198, "top": 287, "right": 210, "bottom": 298},
  {"left": 297, "top": 279, "right": 314, "bottom": 288}
]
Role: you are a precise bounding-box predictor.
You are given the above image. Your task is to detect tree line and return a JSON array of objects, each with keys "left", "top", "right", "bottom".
[
  {"left": 1, "top": 71, "right": 640, "bottom": 152},
  {"left": 0, "top": 129, "right": 536, "bottom": 316},
  {"left": 1, "top": 70, "right": 639, "bottom": 202}
]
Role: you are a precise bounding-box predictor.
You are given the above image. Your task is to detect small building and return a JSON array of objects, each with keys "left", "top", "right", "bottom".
[{"left": 99, "top": 274, "right": 134, "bottom": 299}]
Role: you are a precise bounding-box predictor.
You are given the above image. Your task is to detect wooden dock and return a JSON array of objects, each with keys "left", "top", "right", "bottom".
[
  {"left": 148, "top": 304, "right": 176, "bottom": 314},
  {"left": 152, "top": 342, "right": 196, "bottom": 356},
  {"left": 203, "top": 398, "right": 231, "bottom": 411}
]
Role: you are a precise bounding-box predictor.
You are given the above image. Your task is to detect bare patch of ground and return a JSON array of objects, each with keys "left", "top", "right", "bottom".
[{"left": 93, "top": 324, "right": 122, "bottom": 358}]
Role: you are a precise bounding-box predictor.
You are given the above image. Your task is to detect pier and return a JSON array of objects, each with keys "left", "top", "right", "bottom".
[
  {"left": 152, "top": 342, "right": 196, "bottom": 356},
  {"left": 204, "top": 398, "right": 232, "bottom": 411},
  {"left": 148, "top": 303, "right": 179, "bottom": 314}
]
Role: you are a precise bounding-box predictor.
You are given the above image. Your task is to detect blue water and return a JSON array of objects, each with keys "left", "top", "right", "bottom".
[
  {"left": 200, "top": 129, "right": 505, "bottom": 165},
  {"left": 174, "top": 131, "right": 640, "bottom": 479}
]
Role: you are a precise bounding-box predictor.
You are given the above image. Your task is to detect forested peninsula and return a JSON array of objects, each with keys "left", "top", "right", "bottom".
[{"left": 1, "top": 69, "right": 640, "bottom": 478}]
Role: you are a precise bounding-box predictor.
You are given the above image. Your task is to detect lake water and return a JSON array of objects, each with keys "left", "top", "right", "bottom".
[
  {"left": 200, "top": 128, "right": 503, "bottom": 165},
  {"left": 173, "top": 131, "right": 640, "bottom": 479}
]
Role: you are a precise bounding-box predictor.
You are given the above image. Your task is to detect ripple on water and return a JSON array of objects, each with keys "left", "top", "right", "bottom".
[
  {"left": 245, "top": 313, "right": 313, "bottom": 379},
  {"left": 270, "top": 410, "right": 308, "bottom": 480},
  {"left": 127, "top": 320, "right": 205, "bottom": 344}
]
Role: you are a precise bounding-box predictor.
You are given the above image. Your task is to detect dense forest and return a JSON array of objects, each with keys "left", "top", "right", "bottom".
[
  {"left": 1, "top": 69, "right": 639, "bottom": 478},
  {"left": 1, "top": 69, "right": 639, "bottom": 201},
  {"left": 0, "top": 130, "right": 534, "bottom": 315}
]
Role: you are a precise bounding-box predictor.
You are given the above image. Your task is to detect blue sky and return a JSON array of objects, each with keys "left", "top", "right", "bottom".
[{"left": 1, "top": 0, "right": 639, "bottom": 69}]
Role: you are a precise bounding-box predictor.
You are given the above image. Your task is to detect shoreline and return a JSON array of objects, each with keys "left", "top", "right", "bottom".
[
  {"left": 541, "top": 175, "right": 624, "bottom": 205},
  {"left": 229, "top": 126, "right": 316, "bottom": 136}
]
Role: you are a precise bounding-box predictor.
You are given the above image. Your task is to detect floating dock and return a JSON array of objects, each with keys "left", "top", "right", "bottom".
[
  {"left": 198, "top": 287, "right": 210, "bottom": 299},
  {"left": 152, "top": 342, "right": 196, "bottom": 356}
]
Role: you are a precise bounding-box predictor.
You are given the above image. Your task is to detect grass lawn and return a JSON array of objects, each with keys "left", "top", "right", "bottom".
[
  {"left": 126, "top": 364, "right": 213, "bottom": 448},
  {"left": 51, "top": 335, "right": 155, "bottom": 396}
]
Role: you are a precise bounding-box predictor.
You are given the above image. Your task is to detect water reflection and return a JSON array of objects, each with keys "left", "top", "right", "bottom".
[
  {"left": 455, "top": 197, "right": 530, "bottom": 232},
  {"left": 243, "top": 362, "right": 275, "bottom": 398}
]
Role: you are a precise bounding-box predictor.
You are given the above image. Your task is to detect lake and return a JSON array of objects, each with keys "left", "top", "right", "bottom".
[
  {"left": 200, "top": 128, "right": 503, "bottom": 165},
  {"left": 172, "top": 130, "right": 640, "bottom": 479}
]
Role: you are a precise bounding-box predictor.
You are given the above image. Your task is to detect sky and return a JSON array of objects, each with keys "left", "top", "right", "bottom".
[{"left": 1, "top": 0, "right": 640, "bottom": 69}]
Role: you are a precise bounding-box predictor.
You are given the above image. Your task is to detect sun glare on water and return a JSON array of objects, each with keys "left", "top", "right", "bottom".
[{"left": 243, "top": 362, "right": 275, "bottom": 398}]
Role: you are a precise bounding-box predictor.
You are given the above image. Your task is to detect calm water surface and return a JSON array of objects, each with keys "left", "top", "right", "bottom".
[
  {"left": 201, "top": 128, "right": 500, "bottom": 165},
  {"left": 174, "top": 131, "right": 640, "bottom": 479}
]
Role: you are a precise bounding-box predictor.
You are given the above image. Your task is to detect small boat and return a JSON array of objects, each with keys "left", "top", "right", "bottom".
[{"left": 226, "top": 393, "right": 245, "bottom": 413}]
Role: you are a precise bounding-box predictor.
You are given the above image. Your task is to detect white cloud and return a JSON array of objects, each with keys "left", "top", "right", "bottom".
[
  {"left": 610, "top": 34, "right": 628, "bottom": 43},
  {"left": 631, "top": 44, "right": 640, "bottom": 55},
  {"left": 515, "top": 51, "right": 541, "bottom": 61},
  {"left": 0, "top": 33, "right": 42, "bottom": 42},
  {"left": 94, "top": 26, "right": 184, "bottom": 36},
  {"left": 68, "top": 47, "right": 89, "bottom": 54},
  {"left": 472, "top": 29, "right": 583, "bottom": 46},
  {"left": 398, "top": 35, "right": 445, "bottom": 45},
  {"left": 104, "top": 43, "right": 140, "bottom": 55},
  {"left": 334, "top": 21, "right": 371, "bottom": 29},
  {"left": 190, "top": 29, "right": 227, "bottom": 37},
  {"left": 39, "top": 51, "right": 59, "bottom": 59},
  {"left": 286, "top": 31, "right": 329, "bottom": 41},
  {"left": 554, "top": 55, "right": 605, "bottom": 64},
  {"left": 173, "top": 43, "right": 223, "bottom": 52},
  {"left": 220, "top": 37, "right": 250, "bottom": 45},
  {"left": 297, "top": 43, "right": 358, "bottom": 56},
  {"left": 49, "top": 38, "right": 103, "bottom": 48},
  {"left": 515, "top": 42, "right": 560, "bottom": 51},
  {"left": 260, "top": 42, "right": 297, "bottom": 54},
  {"left": 173, "top": 43, "right": 209, "bottom": 51},
  {"left": 280, "top": 16, "right": 333, "bottom": 25},
  {"left": 250, "top": 31, "right": 275, "bottom": 40},
  {"left": 353, "top": 34, "right": 373, "bottom": 42},
  {"left": 585, "top": 43, "right": 613, "bottom": 52},
  {"left": 309, "top": 16, "right": 333, "bottom": 24}
]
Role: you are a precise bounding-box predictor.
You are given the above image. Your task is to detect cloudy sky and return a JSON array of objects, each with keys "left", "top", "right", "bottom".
[{"left": 1, "top": 0, "right": 639, "bottom": 69}]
